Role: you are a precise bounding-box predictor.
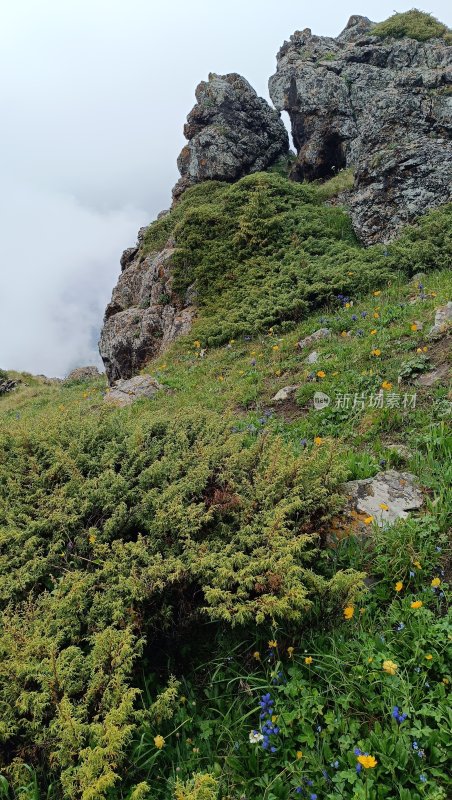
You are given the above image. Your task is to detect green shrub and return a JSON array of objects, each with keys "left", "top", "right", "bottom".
[{"left": 373, "top": 9, "right": 451, "bottom": 42}]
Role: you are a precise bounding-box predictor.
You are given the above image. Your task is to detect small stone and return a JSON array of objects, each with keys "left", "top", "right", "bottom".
[
  {"left": 271, "top": 385, "right": 300, "bottom": 402},
  {"left": 297, "top": 329, "right": 331, "bottom": 350},
  {"left": 306, "top": 350, "right": 319, "bottom": 364},
  {"left": 104, "top": 375, "right": 163, "bottom": 407}
]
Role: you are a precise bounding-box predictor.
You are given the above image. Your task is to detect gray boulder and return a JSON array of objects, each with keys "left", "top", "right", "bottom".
[
  {"left": 99, "top": 239, "right": 195, "bottom": 384},
  {"left": 297, "top": 328, "right": 331, "bottom": 349},
  {"left": 343, "top": 469, "right": 423, "bottom": 527},
  {"left": 172, "top": 72, "right": 289, "bottom": 199},
  {"left": 428, "top": 301, "right": 452, "bottom": 338},
  {"left": 269, "top": 16, "right": 452, "bottom": 244},
  {"left": 104, "top": 375, "right": 163, "bottom": 407},
  {"left": 271, "top": 384, "right": 300, "bottom": 402}
]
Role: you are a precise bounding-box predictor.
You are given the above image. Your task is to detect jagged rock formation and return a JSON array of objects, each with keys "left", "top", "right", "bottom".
[
  {"left": 99, "top": 231, "right": 196, "bottom": 383},
  {"left": 0, "top": 377, "right": 18, "bottom": 396},
  {"left": 172, "top": 72, "right": 289, "bottom": 199},
  {"left": 269, "top": 15, "right": 452, "bottom": 244}
]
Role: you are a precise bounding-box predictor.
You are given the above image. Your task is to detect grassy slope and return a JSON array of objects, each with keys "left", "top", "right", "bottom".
[{"left": 0, "top": 260, "right": 452, "bottom": 798}]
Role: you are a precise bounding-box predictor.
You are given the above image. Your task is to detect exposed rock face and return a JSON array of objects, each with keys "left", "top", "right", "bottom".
[
  {"left": 269, "top": 16, "right": 452, "bottom": 244},
  {"left": 104, "top": 375, "right": 163, "bottom": 407},
  {"left": 428, "top": 301, "right": 452, "bottom": 338},
  {"left": 99, "top": 236, "right": 195, "bottom": 384},
  {"left": 0, "top": 378, "right": 18, "bottom": 396},
  {"left": 172, "top": 72, "right": 289, "bottom": 199}
]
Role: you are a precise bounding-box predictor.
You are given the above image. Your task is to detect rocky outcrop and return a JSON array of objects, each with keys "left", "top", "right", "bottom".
[
  {"left": 99, "top": 234, "right": 195, "bottom": 384},
  {"left": 172, "top": 72, "right": 289, "bottom": 199},
  {"left": 0, "top": 378, "right": 18, "bottom": 396},
  {"left": 269, "top": 15, "right": 452, "bottom": 244}
]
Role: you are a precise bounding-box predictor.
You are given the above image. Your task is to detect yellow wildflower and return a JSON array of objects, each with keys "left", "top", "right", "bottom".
[
  {"left": 410, "top": 323, "right": 418, "bottom": 332},
  {"left": 253, "top": 651, "right": 260, "bottom": 660},
  {"left": 88, "top": 533, "right": 96, "bottom": 545},
  {"left": 364, "top": 516, "right": 374, "bottom": 525},
  {"left": 431, "top": 577, "right": 441, "bottom": 588},
  {"left": 296, "top": 750, "right": 303, "bottom": 759},
  {"left": 343, "top": 606, "right": 355, "bottom": 620},
  {"left": 271, "top": 715, "right": 278, "bottom": 723},
  {"left": 345, "top": 302, "right": 351, "bottom": 308},
  {"left": 341, "top": 330, "right": 348, "bottom": 337},
  {"left": 357, "top": 754, "right": 377, "bottom": 769},
  {"left": 382, "top": 659, "right": 398, "bottom": 675},
  {"left": 316, "top": 370, "right": 326, "bottom": 378},
  {"left": 370, "top": 329, "right": 377, "bottom": 335},
  {"left": 194, "top": 340, "right": 201, "bottom": 348},
  {"left": 367, "top": 657, "right": 373, "bottom": 663},
  {"left": 314, "top": 437, "right": 323, "bottom": 446},
  {"left": 443, "top": 677, "right": 449, "bottom": 685},
  {"left": 373, "top": 290, "right": 381, "bottom": 297},
  {"left": 268, "top": 640, "right": 278, "bottom": 648},
  {"left": 305, "top": 656, "right": 313, "bottom": 665},
  {"left": 425, "top": 654, "right": 433, "bottom": 661},
  {"left": 379, "top": 503, "right": 389, "bottom": 511},
  {"left": 272, "top": 344, "right": 280, "bottom": 351},
  {"left": 154, "top": 735, "right": 165, "bottom": 749},
  {"left": 218, "top": 375, "right": 224, "bottom": 382},
  {"left": 371, "top": 348, "right": 381, "bottom": 357},
  {"left": 411, "top": 600, "right": 423, "bottom": 609},
  {"left": 395, "top": 581, "right": 403, "bottom": 593},
  {"left": 229, "top": 339, "right": 235, "bottom": 345},
  {"left": 373, "top": 312, "right": 379, "bottom": 319},
  {"left": 381, "top": 381, "right": 393, "bottom": 390},
  {"left": 275, "top": 369, "right": 281, "bottom": 376},
  {"left": 287, "top": 646, "right": 295, "bottom": 658},
  {"left": 413, "top": 560, "right": 422, "bottom": 569}
]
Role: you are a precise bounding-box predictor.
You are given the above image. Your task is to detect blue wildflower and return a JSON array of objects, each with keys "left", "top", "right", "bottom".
[
  {"left": 331, "top": 760, "right": 339, "bottom": 769},
  {"left": 396, "top": 622, "right": 405, "bottom": 631},
  {"left": 356, "top": 763, "right": 362, "bottom": 773},
  {"left": 351, "top": 314, "right": 358, "bottom": 321},
  {"left": 354, "top": 748, "right": 362, "bottom": 756},
  {"left": 392, "top": 706, "right": 407, "bottom": 723},
  {"left": 310, "top": 795, "right": 317, "bottom": 800},
  {"left": 295, "top": 788, "right": 303, "bottom": 795},
  {"left": 420, "top": 774, "right": 427, "bottom": 783},
  {"left": 300, "top": 438, "right": 308, "bottom": 448},
  {"left": 361, "top": 311, "right": 367, "bottom": 318},
  {"left": 412, "top": 741, "right": 419, "bottom": 750}
]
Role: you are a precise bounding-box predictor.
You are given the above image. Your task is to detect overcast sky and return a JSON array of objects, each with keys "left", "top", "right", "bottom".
[{"left": 1, "top": 1, "right": 451, "bottom": 376}]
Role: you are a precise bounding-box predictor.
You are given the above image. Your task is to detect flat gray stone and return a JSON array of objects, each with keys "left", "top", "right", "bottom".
[
  {"left": 104, "top": 375, "right": 163, "bottom": 407},
  {"left": 342, "top": 470, "right": 423, "bottom": 527},
  {"left": 271, "top": 385, "right": 300, "bottom": 402},
  {"left": 306, "top": 350, "right": 319, "bottom": 364},
  {"left": 417, "top": 363, "right": 450, "bottom": 387}
]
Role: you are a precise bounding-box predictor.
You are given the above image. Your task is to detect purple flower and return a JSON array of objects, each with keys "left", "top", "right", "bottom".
[
  {"left": 361, "top": 311, "right": 367, "bottom": 318},
  {"left": 354, "top": 747, "right": 362, "bottom": 756},
  {"left": 356, "top": 763, "right": 362, "bottom": 773},
  {"left": 295, "top": 789, "right": 303, "bottom": 795},
  {"left": 351, "top": 314, "right": 357, "bottom": 321},
  {"left": 392, "top": 706, "right": 407, "bottom": 724},
  {"left": 310, "top": 795, "right": 317, "bottom": 800},
  {"left": 300, "top": 439, "right": 308, "bottom": 448}
]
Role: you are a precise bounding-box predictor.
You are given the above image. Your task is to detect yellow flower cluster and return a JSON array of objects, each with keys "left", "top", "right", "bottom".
[
  {"left": 382, "top": 659, "right": 398, "bottom": 675},
  {"left": 357, "top": 754, "right": 377, "bottom": 769}
]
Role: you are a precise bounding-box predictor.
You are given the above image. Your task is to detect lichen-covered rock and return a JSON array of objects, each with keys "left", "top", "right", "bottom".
[
  {"left": 172, "top": 72, "right": 289, "bottom": 199},
  {"left": 342, "top": 469, "right": 423, "bottom": 527},
  {"left": 269, "top": 15, "right": 452, "bottom": 244},
  {"left": 99, "top": 238, "right": 195, "bottom": 384},
  {"left": 104, "top": 375, "right": 163, "bottom": 407}
]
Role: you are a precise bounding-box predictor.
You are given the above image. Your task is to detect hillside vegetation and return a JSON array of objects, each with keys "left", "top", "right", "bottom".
[
  {"left": 373, "top": 9, "right": 452, "bottom": 42},
  {"left": 0, "top": 170, "right": 451, "bottom": 800}
]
